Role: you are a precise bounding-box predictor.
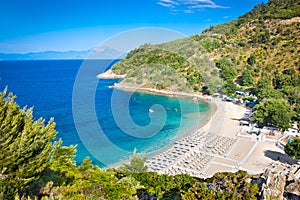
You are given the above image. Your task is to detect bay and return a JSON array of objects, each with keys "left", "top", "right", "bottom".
[{"left": 0, "top": 59, "right": 212, "bottom": 167}]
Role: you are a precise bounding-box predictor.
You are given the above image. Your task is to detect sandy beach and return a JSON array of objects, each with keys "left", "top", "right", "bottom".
[
  {"left": 141, "top": 93, "right": 292, "bottom": 178},
  {"left": 104, "top": 83, "right": 297, "bottom": 177},
  {"left": 144, "top": 97, "right": 249, "bottom": 177}
]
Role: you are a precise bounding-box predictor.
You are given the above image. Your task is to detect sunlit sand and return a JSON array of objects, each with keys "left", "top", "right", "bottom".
[{"left": 145, "top": 95, "right": 294, "bottom": 178}]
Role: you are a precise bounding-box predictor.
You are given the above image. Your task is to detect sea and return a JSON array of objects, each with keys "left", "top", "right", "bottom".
[{"left": 0, "top": 59, "right": 212, "bottom": 167}]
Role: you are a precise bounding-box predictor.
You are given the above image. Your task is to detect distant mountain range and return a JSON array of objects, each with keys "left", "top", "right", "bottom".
[{"left": 0, "top": 46, "right": 125, "bottom": 60}]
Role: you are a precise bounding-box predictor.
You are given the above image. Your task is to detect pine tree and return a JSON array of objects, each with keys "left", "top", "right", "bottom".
[
  {"left": 119, "top": 148, "right": 148, "bottom": 173},
  {"left": 0, "top": 88, "right": 57, "bottom": 198}
]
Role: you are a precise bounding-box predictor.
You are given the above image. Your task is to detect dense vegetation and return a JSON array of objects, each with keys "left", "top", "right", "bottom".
[
  {"left": 112, "top": 39, "right": 222, "bottom": 94},
  {"left": 284, "top": 137, "right": 300, "bottom": 159},
  {"left": 0, "top": 89, "right": 260, "bottom": 199},
  {"left": 253, "top": 99, "right": 293, "bottom": 130},
  {"left": 204, "top": 0, "right": 300, "bottom": 34},
  {"left": 112, "top": 0, "right": 300, "bottom": 130}
]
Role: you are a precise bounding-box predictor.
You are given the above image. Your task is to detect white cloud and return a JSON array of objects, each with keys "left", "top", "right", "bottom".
[
  {"left": 157, "top": 0, "right": 180, "bottom": 8},
  {"left": 156, "top": 0, "right": 228, "bottom": 13},
  {"left": 157, "top": 2, "right": 174, "bottom": 7}
]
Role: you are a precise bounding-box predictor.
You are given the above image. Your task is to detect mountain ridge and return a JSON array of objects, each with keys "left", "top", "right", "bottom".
[{"left": 0, "top": 46, "right": 124, "bottom": 60}]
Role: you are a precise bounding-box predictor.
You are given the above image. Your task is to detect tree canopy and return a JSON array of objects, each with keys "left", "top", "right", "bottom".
[
  {"left": 182, "top": 171, "right": 259, "bottom": 199},
  {"left": 241, "top": 69, "right": 254, "bottom": 87},
  {"left": 253, "top": 98, "right": 292, "bottom": 130},
  {"left": 0, "top": 88, "right": 58, "bottom": 198},
  {"left": 284, "top": 138, "right": 300, "bottom": 160}
]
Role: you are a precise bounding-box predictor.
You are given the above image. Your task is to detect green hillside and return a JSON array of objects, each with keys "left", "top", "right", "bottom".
[
  {"left": 203, "top": 0, "right": 300, "bottom": 85},
  {"left": 112, "top": 0, "right": 300, "bottom": 129},
  {"left": 112, "top": 38, "right": 221, "bottom": 93},
  {"left": 113, "top": 0, "right": 299, "bottom": 93}
]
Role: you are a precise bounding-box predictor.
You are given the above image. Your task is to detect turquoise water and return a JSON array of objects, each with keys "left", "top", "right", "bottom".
[{"left": 0, "top": 60, "right": 212, "bottom": 167}]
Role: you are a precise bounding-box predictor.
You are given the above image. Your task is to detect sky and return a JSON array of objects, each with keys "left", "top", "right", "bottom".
[{"left": 0, "top": 0, "right": 267, "bottom": 53}]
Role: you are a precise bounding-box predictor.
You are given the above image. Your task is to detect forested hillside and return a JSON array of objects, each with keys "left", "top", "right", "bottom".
[
  {"left": 202, "top": 0, "right": 300, "bottom": 130},
  {"left": 112, "top": 38, "right": 221, "bottom": 93},
  {"left": 203, "top": 0, "right": 299, "bottom": 85},
  {"left": 112, "top": 0, "right": 300, "bottom": 130},
  {"left": 113, "top": 0, "right": 299, "bottom": 93}
]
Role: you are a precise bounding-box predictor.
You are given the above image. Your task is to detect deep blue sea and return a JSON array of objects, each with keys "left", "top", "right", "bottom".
[{"left": 0, "top": 59, "right": 212, "bottom": 167}]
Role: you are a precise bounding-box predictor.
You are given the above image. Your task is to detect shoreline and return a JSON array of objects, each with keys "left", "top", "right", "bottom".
[
  {"left": 104, "top": 82, "right": 296, "bottom": 180},
  {"left": 111, "top": 84, "right": 214, "bottom": 102},
  {"left": 106, "top": 83, "right": 218, "bottom": 169}
]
